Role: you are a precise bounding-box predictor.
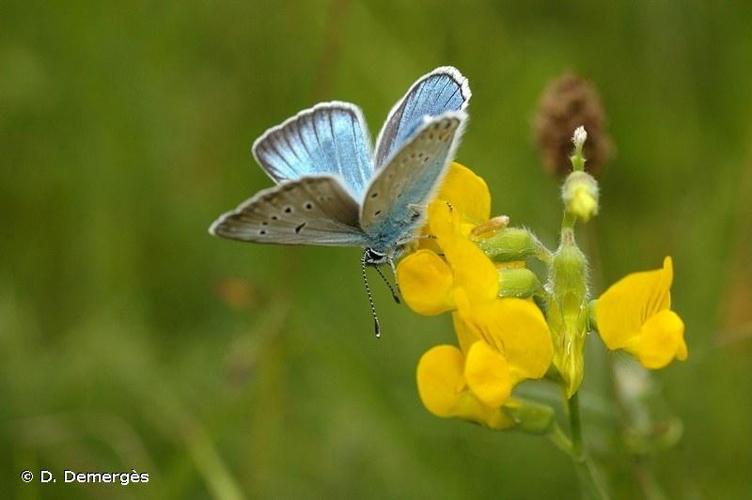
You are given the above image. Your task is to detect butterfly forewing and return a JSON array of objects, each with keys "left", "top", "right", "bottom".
[
  {"left": 252, "top": 102, "right": 373, "bottom": 198},
  {"left": 210, "top": 176, "right": 368, "bottom": 246},
  {"left": 373, "top": 67, "right": 471, "bottom": 169},
  {"left": 360, "top": 112, "right": 466, "bottom": 250}
]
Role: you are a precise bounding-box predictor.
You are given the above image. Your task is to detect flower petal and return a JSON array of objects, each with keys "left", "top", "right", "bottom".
[
  {"left": 397, "top": 250, "right": 455, "bottom": 316},
  {"left": 452, "top": 310, "right": 480, "bottom": 354},
  {"left": 464, "top": 340, "right": 512, "bottom": 408},
  {"left": 471, "top": 298, "right": 553, "bottom": 382},
  {"left": 416, "top": 345, "right": 466, "bottom": 416},
  {"left": 436, "top": 162, "right": 491, "bottom": 225},
  {"left": 635, "top": 309, "right": 687, "bottom": 369},
  {"left": 596, "top": 257, "right": 674, "bottom": 351},
  {"left": 416, "top": 345, "right": 514, "bottom": 430},
  {"left": 428, "top": 202, "right": 499, "bottom": 303}
]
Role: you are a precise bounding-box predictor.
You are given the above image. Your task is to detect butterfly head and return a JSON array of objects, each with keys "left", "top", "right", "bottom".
[{"left": 363, "top": 247, "right": 389, "bottom": 266}]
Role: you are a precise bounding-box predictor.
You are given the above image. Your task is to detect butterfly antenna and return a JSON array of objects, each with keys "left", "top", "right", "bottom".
[
  {"left": 361, "top": 251, "right": 381, "bottom": 338},
  {"left": 374, "top": 265, "right": 401, "bottom": 304}
]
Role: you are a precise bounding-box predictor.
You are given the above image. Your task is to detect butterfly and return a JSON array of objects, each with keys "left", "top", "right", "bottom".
[{"left": 210, "top": 66, "right": 471, "bottom": 335}]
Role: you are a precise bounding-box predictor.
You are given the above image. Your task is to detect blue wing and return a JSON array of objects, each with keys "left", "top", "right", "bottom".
[
  {"left": 361, "top": 112, "right": 467, "bottom": 253},
  {"left": 373, "top": 66, "right": 470, "bottom": 169},
  {"left": 252, "top": 102, "right": 373, "bottom": 199}
]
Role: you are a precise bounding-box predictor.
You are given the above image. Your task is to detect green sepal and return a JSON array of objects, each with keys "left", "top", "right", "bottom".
[
  {"left": 498, "top": 268, "right": 542, "bottom": 298},
  {"left": 478, "top": 227, "right": 536, "bottom": 261}
]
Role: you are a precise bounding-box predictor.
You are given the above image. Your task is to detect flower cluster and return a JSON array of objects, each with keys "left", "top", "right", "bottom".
[
  {"left": 398, "top": 155, "right": 687, "bottom": 431},
  {"left": 398, "top": 163, "right": 552, "bottom": 429}
]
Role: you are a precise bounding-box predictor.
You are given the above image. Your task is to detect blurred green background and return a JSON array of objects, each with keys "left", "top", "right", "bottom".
[{"left": 2, "top": 1, "right": 751, "bottom": 498}]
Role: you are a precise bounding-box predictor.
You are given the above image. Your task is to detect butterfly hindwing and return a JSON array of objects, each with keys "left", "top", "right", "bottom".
[
  {"left": 360, "top": 112, "right": 466, "bottom": 250},
  {"left": 210, "top": 176, "right": 368, "bottom": 246},
  {"left": 373, "top": 67, "right": 470, "bottom": 169},
  {"left": 252, "top": 102, "right": 373, "bottom": 198}
]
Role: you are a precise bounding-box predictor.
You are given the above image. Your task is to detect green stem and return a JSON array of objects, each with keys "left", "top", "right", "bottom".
[
  {"left": 547, "top": 423, "right": 574, "bottom": 454},
  {"left": 569, "top": 392, "right": 584, "bottom": 457},
  {"left": 531, "top": 233, "right": 554, "bottom": 264},
  {"left": 567, "top": 392, "right": 610, "bottom": 500},
  {"left": 561, "top": 214, "right": 577, "bottom": 238}
]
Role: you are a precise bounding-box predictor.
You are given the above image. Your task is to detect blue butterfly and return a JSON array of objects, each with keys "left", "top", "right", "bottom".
[{"left": 210, "top": 66, "right": 471, "bottom": 334}]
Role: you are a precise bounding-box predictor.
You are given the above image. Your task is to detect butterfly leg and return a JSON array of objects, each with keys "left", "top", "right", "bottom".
[
  {"left": 387, "top": 257, "right": 403, "bottom": 303},
  {"left": 374, "top": 264, "right": 401, "bottom": 304}
]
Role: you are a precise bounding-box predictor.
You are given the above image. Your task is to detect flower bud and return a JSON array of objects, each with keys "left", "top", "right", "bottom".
[
  {"left": 477, "top": 227, "right": 536, "bottom": 262},
  {"left": 498, "top": 268, "right": 541, "bottom": 298},
  {"left": 562, "top": 171, "right": 599, "bottom": 222},
  {"left": 547, "top": 242, "right": 589, "bottom": 397},
  {"left": 572, "top": 125, "right": 587, "bottom": 150}
]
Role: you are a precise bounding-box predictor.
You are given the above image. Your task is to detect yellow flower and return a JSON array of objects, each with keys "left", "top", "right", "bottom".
[
  {"left": 417, "top": 344, "right": 513, "bottom": 429},
  {"left": 416, "top": 298, "right": 552, "bottom": 429},
  {"left": 397, "top": 200, "right": 497, "bottom": 316},
  {"left": 398, "top": 163, "right": 554, "bottom": 425},
  {"left": 595, "top": 257, "right": 687, "bottom": 369}
]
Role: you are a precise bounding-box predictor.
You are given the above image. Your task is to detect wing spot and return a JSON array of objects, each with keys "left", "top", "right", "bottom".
[
  {"left": 443, "top": 122, "right": 451, "bottom": 129},
  {"left": 261, "top": 221, "right": 269, "bottom": 226},
  {"left": 284, "top": 206, "right": 294, "bottom": 214},
  {"left": 370, "top": 192, "right": 379, "bottom": 199},
  {"left": 304, "top": 202, "right": 313, "bottom": 210},
  {"left": 428, "top": 133, "right": 434, "bottom": 140},
  {"left": 374, "top": 210, "right": 382, "bottom": 216},
  {"left": 295, "top": 222, "right": 306, "bottom": 234},
  {"left": 259, "top": 229, "right": 267, "bottom": 235},
  {"left": 271, "top": 215, "right": 279, "bottom": 220}
]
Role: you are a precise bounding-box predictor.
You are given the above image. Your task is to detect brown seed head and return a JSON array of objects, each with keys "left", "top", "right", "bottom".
[{"left": 534, "top": 72, "right": 612, "bottom": 177}]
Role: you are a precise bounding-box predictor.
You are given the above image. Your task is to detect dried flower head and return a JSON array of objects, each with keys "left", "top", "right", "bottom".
[{"left": 534, "top": 72, "right": 612, "bottom": 176}]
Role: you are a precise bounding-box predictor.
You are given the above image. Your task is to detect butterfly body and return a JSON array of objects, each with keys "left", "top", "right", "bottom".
[{"left": 210, "top": 67, "right": 471, "bottom": 263}]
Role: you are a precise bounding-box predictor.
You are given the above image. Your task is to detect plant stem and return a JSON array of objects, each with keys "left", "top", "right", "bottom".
[
  {"left": 547, "top": 423, "right": 574, "bottom": 454},
  {"left": 567, "top": 392, "right": 610, "bottom": 500},
  {"left": 569, "top": 392, "right": 583, "bottom": 456}
]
